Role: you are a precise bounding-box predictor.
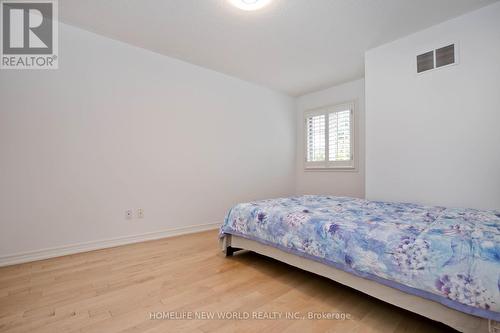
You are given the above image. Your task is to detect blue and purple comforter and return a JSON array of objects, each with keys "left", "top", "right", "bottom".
[{"left": 219, "top": 195, "right": 500, "bottom": 320}]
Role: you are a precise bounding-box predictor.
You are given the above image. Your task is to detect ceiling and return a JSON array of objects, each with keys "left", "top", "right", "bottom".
[{"left": 59, "top": 0, "right": 497, "bottom": 96}]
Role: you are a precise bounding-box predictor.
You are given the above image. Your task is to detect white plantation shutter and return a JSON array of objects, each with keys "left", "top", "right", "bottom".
[
  {"left": 306, "top": 115, "right": 326, "bottom": 162},
  {"left": 304, "top": 102, "right": 355, "bottom": 169},
  {"left": 329, "top": 110, "right": 351, "bottom": 161}
]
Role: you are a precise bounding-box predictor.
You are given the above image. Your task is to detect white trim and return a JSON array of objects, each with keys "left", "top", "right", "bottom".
[{"left": 0, "top": 222, "right": 220, "bottom": 267}]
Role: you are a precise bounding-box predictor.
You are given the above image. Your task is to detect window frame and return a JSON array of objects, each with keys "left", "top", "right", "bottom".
[{"left": 304, "top": 101, "right": 356, "bottom": 171}]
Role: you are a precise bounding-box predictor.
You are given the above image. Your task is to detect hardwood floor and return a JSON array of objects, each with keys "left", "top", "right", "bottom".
[{"left": 0, "top": 230, "right": 455, "bottom": 333}]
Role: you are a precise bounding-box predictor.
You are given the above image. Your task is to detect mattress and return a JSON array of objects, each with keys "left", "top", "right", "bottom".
[{"left": 219, "top": 195, "right": 500, "bottom": 321}]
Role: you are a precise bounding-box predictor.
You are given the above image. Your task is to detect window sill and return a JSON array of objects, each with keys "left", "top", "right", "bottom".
[{"left": 304, "top": 166, "right": 357, "bottom": 172}]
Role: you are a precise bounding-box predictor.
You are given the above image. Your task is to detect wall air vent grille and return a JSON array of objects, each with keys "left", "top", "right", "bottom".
[
  {"left": 417, "top": 51, "right": 434, "bottom": 73},
  {"left": 417, "top": 43, "right": 457, "bottom": 74},
  {"left": 435, "top": 44, "right": 455, "bottom": 68}
]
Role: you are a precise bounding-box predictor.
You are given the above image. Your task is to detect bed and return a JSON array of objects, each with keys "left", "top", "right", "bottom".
[{"left": 219, "top": 195, "right": 500, "bottom": 333}]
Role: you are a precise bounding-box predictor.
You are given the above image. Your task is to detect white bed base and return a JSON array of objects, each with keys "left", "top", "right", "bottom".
[{"left": 220, "top": 234, "right": 497, "bottom": 333}]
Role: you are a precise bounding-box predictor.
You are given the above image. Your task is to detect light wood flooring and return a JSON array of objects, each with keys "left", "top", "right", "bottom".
[{"left": 0, "top": 230, "right": 455, "bottom": 333}]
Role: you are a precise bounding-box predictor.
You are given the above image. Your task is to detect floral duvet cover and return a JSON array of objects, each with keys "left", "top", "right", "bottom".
[{"left": 219, "top": 195, "right": 500, "bottom": 320}]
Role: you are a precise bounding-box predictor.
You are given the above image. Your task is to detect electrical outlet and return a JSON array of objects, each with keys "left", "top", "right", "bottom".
[
  {"left": 125, "top": 209, "right": 133, "bottom": 219},
  {"left": 137, "top": 208, "right": 144, "bottom": 219}
]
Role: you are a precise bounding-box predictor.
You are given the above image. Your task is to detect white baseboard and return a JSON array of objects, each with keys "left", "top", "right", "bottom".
[{"left": 0, "top": 222, "right": 220, "bottom": 267}]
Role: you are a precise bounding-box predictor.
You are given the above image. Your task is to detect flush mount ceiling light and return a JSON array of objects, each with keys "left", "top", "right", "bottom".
[{"left": 228, "top": 0, "right": 272, "bottom": 11}]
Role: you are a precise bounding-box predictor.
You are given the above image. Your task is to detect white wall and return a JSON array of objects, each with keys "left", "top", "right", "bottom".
[
  {"left": 0, "top": 22, "right": 296, "bottom": 258},
  {"left": 296, "top": 79, "right": 365, "bottom": 198},
  {"left": 365, "top": 2, "right": 500, "bottom": 210}
]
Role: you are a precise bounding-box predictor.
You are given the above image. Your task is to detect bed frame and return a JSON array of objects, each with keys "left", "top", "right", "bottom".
[{"left": 220, "top": 234, "right": 497, "bottom": 333}]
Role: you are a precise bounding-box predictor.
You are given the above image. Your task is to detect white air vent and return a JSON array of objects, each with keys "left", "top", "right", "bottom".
[{"left": 417, "top": 43, "right": 457, "bottom": 73}]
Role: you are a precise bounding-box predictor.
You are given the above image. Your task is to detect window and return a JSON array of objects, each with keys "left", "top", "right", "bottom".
[{"left": 304, "top": 102, "right": 355, "bottom": 169}]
